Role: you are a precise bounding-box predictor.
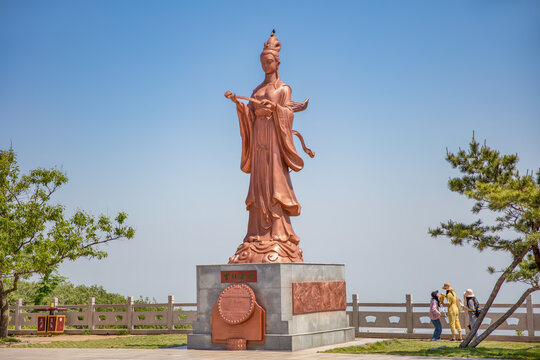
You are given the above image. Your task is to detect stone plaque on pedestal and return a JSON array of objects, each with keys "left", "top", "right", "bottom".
[{"left": 187, "top": 263, "right": 354, "bottom": 351}]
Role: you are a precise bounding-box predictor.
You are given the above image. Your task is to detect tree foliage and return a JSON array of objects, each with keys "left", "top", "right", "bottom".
[
  {"left": 0, "top": 149, "right": 135, "bottom": 337},
  {"left": 429, "top": 135, "right": 539, "bottom": 347},
  {"left": 5, "top": 278, "right": 126, "bottom": 306},
  {"left": 31, "top": 269, "right": 66, "bottom": 305}
]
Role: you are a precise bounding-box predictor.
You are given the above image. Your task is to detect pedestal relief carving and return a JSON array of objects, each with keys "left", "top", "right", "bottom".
[{"left": 292, "top": 281, "right": 347, "bottom": 314}]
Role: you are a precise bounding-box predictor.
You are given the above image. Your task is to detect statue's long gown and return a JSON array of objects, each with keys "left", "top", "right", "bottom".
[{"left": 228, "top": 79, "right": 304, "bottom": 263}]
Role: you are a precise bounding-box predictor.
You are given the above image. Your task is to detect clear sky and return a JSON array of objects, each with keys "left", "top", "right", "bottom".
[{"left": 1, "top": 0, "right": 539, "bottom": 304}]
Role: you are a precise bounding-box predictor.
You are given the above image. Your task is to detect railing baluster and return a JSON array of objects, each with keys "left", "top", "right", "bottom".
[{"left": 352, "top": 294, "right": 359, "bottom": 337}]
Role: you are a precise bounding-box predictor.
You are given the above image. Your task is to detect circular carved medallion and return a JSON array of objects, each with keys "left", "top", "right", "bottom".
[{"left": 217, "top": 284, "right": 256, "bottom": 325}]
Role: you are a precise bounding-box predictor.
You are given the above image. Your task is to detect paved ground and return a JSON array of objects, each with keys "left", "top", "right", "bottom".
[
  {"left": 5, "top": 334, "right": 130, "bottom": 345},
  {"left": 0, "top": 339, "right": 501, "bottom": 360}
]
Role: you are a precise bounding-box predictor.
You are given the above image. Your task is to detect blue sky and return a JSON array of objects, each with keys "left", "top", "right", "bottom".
[{"left": 1, "top": 0, "right": 539, "bottom": 304}]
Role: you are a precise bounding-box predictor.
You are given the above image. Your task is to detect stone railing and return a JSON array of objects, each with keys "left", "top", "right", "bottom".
[
  {"left": 8, "top": 296, "right": 197, "bottom": 335},
  {"left": 347, "top": 293, "right": 539, "bottom": 342},
  {"left": 8, "top": 293, "right": 539, "bottom": 341}
]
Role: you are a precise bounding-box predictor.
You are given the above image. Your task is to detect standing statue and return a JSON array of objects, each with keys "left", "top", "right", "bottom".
[{"left": 225, "top": 31, "right": 314, "bottom": 263}]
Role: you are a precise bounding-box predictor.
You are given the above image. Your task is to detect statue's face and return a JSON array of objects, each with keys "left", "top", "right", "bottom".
[{"left": 260, "top": 54, "right": 279, "bottom": 74}]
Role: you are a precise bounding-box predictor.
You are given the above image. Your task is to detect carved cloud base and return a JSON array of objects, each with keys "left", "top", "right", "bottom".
[{"left": 228, "top": 240, "right": 303, "bottom": 263}]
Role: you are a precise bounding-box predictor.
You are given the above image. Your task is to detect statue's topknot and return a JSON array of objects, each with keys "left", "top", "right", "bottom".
[{"left": 263, "top": 29, "right": 281, "bottom": 54}]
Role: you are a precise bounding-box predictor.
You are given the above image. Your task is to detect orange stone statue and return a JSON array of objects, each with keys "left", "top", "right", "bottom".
[{"left": 225, "top": 31, "right": 314, "bottom": 264}]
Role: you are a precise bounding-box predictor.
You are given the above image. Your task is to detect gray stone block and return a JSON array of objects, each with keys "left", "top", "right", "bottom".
[
  {"left": 258, "top": 264, "right": 281, "bottom": 287},
  {"left": 324, "top": 265, "right": 344, "bottom": 280},
  {"left": 280, "top": 265, "right": 292, "bottom": 287},
  {"left": 187, "top": 334, "right": 222, "bottom": 350},
  {"left": 291, "top": 263, "right": 305, "bottom": 282},
  {"left": 303, "top": 264, "right": 325, "bottom": 281},
  {"left": 312, "top": 332, "right": 323, "bottom": 347},
  {"left": 188, "top": 263, "right": 353, "bottom": 351},
  {"left": 198, "top": 273, "right": 219, "bottom": 290},
  {"left": 266, "top": 313, "right": 288, "bottom": 334},
  {"left": 293, "top": 333, "right": 311, "bottom": 350},
  {"left": 256, "top": 287, "right": 281, "bottom": 314},
  {"left": 280, "top": 286, "right": 292, "bottom": 321}
]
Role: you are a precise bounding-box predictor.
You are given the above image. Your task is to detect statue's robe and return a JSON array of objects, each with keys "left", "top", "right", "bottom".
[{"left": 231, "top": 80, "right": 304, "bottom": 263}]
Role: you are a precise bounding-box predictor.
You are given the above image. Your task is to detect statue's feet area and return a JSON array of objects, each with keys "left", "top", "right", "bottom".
[{"left": 229, "top": 240, "right": 303, "bottom": 263}]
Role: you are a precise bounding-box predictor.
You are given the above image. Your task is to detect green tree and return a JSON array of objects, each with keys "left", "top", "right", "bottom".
[
  {"left": 429, "top": 135, "right": 540, "bottom": 347},
  {"left": 5, "top": 278, "right": 128, "bottom": 309},
  {"left": 6, "top": 278, "right": 125, "bottom": 306},
  {"left": 53, "top": 282, "right": 127, "bottom": 306},
  {"left": 31, "top": 269, "right": 66, "bottom": 305},
  {"left": 0, "top": 149, "right": 135, "bottom": 338}
]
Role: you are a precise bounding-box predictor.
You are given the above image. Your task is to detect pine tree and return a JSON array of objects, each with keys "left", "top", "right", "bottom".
[{"left": 429, "top": 135, "right": 540, "bottom": 347}]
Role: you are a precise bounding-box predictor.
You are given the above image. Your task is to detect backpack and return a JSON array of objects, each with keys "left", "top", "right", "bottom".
[{"left": 468, "top": 296, "right": 480, "bottom": 317}]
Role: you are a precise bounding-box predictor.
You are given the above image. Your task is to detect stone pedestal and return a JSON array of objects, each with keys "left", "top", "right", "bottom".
[{"left": 187, "top": 263, "right": 354, "bottom": 351}]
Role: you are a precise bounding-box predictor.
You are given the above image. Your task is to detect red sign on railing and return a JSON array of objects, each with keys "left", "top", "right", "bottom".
[{"left": 220, "top": 270, "right": 257, "bottom": 283}]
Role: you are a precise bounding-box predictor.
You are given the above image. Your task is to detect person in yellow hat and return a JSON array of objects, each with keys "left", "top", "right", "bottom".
[{"left": 442, "top": 282, "right": 462, "bottom": 341}]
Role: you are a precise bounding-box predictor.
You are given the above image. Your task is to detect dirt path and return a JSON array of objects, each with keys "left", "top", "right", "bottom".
[{"left": 6, "top": 334, "right": 131, "bottom": 345}]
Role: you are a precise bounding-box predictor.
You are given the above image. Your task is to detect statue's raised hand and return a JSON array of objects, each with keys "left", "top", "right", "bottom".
[{"left": 224, "top": 91, "right": 239, "bottom": 105}]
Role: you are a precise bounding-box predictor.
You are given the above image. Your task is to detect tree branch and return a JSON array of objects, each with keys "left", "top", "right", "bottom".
[
  {"left": 460, "top": 245, "right": 530, "bottom": 347},
  {"left": 532, "top": 244, "right": 540, "bottom": 270},
  {"left": 14, "top": 234, "right": 37, "bottom": 254},
  {"left": 470, "top": 286, "right": 540, "bottom": 347},
  {"left": 3, "top": 275, "right": 20, "bottom": 294},
  {"left": 5, "top": 186, "right": 22, "bottom": 206},
  {"left": 80, "top": 235, "right": 125, "bottom": 250}
]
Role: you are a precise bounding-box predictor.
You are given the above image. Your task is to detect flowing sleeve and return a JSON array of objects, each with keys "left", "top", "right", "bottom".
[
  {"left": 273, "top": 85, "right": 304, "bottom": 172},
  {"left": 236, "top": 101, "right": 253, "bottom": 173}
]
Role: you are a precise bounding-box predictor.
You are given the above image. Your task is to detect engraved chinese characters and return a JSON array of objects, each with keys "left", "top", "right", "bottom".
[
  {"left": 225, "top": 31, "right": 313, "bottom": 263},
  {"left": 221, "top": 270, "right": 257, "bottom": 283}
]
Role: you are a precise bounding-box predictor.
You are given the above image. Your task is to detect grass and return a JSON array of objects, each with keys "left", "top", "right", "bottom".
[
  {"left": 0, "top": 337, "right": 22, "bottom": 344},
  {"left": 324, "top": 339, "right": 540, "bottom": 360},
  {"left": 10, "top": 334, "right": 187, "bottom": 349}
]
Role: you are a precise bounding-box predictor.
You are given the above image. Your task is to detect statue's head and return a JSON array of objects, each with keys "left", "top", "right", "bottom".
[{"left": 260, "top": 30, "right": 281, "bottom": 75}]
